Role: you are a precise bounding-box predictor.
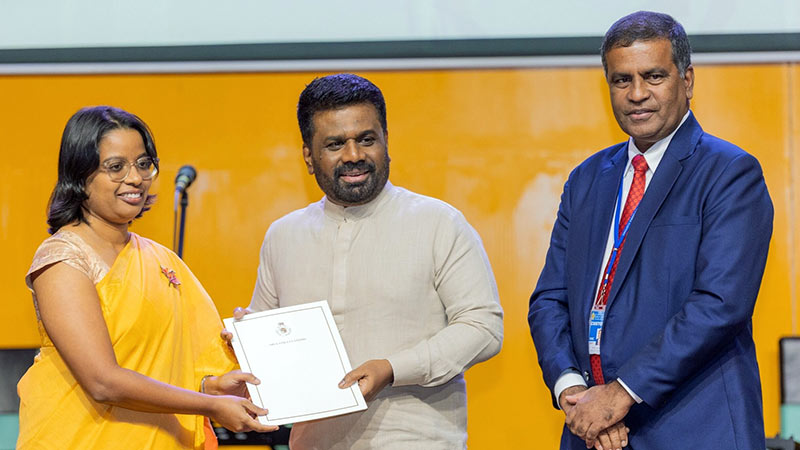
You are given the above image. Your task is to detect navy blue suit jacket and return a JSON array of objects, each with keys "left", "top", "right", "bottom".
[{"left": 529, "top": 114, "right": 772, "bottom": 449}]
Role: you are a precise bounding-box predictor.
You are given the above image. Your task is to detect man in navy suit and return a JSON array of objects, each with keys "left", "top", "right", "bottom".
[{"left": 529, "top": 11, "right": 772, "bottom": 450}]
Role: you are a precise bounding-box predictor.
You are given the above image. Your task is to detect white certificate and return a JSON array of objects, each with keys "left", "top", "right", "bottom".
[{"left": 223, "top": 301, "right": 367, "bottom": 425}]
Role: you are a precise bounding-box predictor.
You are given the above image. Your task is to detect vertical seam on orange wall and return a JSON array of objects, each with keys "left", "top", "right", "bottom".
[{"left": 788, "top": 63, "right": 798, "bottom": 334}]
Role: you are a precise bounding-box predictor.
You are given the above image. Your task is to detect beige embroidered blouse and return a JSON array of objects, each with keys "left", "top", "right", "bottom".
[{"left": 25, "top": 230, "right": 110, "bottom": 345}]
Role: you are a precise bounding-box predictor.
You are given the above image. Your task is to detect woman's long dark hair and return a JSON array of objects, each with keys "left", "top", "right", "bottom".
[{"left": 47, "top": 106, "right": 159, "bottom": 234}]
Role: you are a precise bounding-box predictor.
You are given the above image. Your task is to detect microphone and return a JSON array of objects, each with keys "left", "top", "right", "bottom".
[
  {"left": 173, "top": 165, "right": 197, "bottom": 257},
  {"left": 174, "top": 165, "right": 197, "bottom": 194}
]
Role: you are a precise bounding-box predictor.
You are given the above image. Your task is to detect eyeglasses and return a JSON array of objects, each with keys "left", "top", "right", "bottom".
[{"left": 100, "top": 157, "right": 159, "bottom": 182}]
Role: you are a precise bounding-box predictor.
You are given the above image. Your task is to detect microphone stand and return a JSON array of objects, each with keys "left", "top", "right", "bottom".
[{"left": 173, "top": 190, "right": 190, "bottom": 259}]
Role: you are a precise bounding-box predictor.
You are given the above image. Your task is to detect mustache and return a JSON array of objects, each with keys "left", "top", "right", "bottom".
[{"left": 334, "top": 161, "right": 375, "bottom": 178}]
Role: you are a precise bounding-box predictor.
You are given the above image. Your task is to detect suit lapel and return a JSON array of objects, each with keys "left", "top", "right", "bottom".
[
  {"left": 579, "top": 145, "right": 627, "bottom": 313},
  {"left": 605, "top": 113, "right": 703, "bottom": 309}
]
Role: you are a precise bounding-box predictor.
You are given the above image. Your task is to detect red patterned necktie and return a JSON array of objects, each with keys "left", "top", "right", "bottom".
[{"left": 590, "top": 154, "right": 649, "bottom": 385}]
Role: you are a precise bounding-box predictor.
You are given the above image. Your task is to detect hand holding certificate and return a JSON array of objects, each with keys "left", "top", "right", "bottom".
[{"left": 223, "top": 301, "right": 367, "bottom": 426}]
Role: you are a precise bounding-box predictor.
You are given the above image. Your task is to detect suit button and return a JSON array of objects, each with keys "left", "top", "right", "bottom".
[{"left": 583, "top": 371, "right": 590, "bottom": 381}]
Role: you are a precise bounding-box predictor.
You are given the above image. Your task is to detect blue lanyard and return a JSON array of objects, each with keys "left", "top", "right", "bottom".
[{"left": 597, "top": 173, "right": 640, "bottom": 302}]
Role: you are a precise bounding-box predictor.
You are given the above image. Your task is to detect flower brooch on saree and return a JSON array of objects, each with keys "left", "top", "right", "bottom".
[{"left": 160, "top": 265, "right": 181, "bottom": 288}]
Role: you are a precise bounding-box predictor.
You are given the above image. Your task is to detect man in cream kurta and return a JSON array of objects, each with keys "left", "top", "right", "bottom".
[{"left": 248, "top": 74, "right": 503, "bottom": 449}]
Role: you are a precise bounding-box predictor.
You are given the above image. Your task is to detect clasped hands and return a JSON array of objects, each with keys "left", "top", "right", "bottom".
[{"left": 560, "top": 381, "right": 635, "bottom": 450}]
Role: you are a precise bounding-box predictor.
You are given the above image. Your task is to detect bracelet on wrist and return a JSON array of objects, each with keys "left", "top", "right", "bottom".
[{"left": 200, "top": 375, "right": 213, "bottom": 394}]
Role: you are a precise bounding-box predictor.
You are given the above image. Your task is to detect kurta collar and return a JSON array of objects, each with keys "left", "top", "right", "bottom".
[{"left": 322, "top": 181, "right": 395, "bottom": 222}]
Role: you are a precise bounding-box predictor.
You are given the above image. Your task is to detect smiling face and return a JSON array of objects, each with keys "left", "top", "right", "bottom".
[
  {"left": 83, "top": 128, "right": 153, "bottom": 228},
  {"left": 303, "top": 102, "right": 390, "bottom": 206},
  {"left": 605, "top": 39, "right": 694, "bottom": 151}
]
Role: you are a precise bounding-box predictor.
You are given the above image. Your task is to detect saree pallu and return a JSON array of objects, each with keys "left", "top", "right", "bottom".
[{"left": 17, "top": 233, "right": 236, "bottom": 449}]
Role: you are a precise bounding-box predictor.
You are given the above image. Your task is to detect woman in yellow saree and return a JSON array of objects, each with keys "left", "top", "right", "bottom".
[{"left": 17, "top": 106, "right": 276, "bottom": 449}]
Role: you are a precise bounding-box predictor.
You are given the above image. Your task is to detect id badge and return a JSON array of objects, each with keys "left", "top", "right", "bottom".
[{"left": 588, "top": 308, "right": 605, "bottom": 355}]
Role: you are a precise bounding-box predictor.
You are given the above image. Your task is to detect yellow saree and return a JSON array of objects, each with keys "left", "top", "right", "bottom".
[{"left": 17, "top": 232, "right": 236, "bottom": 449}]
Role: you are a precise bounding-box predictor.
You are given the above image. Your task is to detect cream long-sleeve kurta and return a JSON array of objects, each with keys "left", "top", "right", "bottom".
[{"left": 250, "top": 181, "right": 503, "bottom": 449}]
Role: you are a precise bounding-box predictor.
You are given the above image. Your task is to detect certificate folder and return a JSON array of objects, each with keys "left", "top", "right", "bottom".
[{"left": 224, "top": 301, "right": 367, "bottom": 425}]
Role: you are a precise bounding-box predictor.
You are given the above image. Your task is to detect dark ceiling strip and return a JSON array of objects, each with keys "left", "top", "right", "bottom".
[{"left": 0, "top": 34, "right": 797, "bottom": 64}]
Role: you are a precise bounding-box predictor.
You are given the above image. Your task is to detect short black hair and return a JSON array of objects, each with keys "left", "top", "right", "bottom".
[
  {"left": 601, "top": 11, "right": 692, "bottom": 76},
  {"left": 46, "top": 106, "right": 159, "bottom": 234},
  {"left": 297, "top": 73, "right": 387, "bottom": 145}
]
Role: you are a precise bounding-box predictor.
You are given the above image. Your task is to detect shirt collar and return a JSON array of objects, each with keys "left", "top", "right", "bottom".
[
  {"left": 322, "top": 180, "right": 394, "bottom": 222},
  {"left": 626, "top": 110, "right": 690, "bottom": 174}
]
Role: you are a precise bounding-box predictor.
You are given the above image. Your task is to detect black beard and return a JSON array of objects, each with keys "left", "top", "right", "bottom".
[{"left": 314, "top": 159, "right": 390, "bottom": 206}]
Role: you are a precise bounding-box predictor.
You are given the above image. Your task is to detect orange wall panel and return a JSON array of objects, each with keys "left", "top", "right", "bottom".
[
  {"left": 1, "top": 65, "right": 796, "bottom": 447},
  {"left": 692, "top": 65, "right": 795, "bottom": 435}
]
